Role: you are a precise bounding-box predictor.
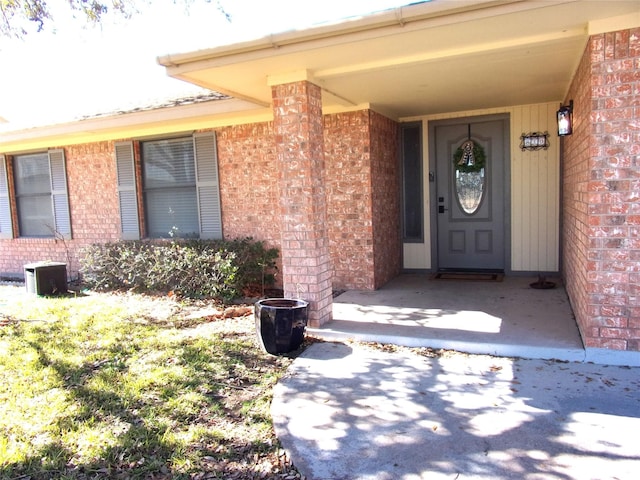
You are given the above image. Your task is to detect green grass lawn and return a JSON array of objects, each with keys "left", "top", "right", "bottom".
[{"left": 0, "top": 285, "right": 301, "bottom": 479}]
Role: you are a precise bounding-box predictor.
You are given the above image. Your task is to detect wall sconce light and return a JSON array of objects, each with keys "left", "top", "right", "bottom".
[
  {"left": 520, "top": 131, "right": 549, "bottom": 151},
  {"left": 557, "top": 100, "right": 573, "bottom": 136}
]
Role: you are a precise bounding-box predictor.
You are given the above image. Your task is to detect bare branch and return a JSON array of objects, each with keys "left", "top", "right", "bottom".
[{"left": 0, "top": 0, "right": 230, "bottom": 38}]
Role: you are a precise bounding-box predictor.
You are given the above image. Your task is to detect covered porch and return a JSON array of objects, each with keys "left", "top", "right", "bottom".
[
  {"left": 309, "top": 275, "right": 592, "bottom": 363},
  {"left": 155, "top": 1, "right": 640, "bottom": 358}
]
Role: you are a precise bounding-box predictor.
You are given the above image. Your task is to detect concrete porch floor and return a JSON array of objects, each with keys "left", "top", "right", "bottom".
[{"left": 308, "top": 274, "right": 587, "bottom": 362}]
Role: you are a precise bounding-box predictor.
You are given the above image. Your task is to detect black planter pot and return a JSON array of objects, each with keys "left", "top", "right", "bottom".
[{"left": 255, "top": 298, "right": 309, "bottom": 355}]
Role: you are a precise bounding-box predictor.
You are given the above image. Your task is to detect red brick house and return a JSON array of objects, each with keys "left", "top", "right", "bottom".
[{"left": 1, "top": 1, "right": 639, "bottom": 358}]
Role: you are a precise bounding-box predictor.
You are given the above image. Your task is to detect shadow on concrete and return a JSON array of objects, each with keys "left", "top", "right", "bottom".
[
  {"left": 309, "top": 275, "right": 586, "bottom": 362},
  {"left": 273, "top": 342, "right": 640, "bottom": 480}
]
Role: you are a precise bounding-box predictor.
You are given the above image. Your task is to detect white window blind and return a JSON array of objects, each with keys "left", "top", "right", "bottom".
[
  {"left": 142, "top": 137, "right": 199, "bottom": 238},
  {"left": 14, "top": 152, "right": 55, "bottom": 237}
]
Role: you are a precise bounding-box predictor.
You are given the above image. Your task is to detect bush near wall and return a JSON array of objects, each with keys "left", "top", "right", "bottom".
[{"left": 80, "top": 238, "right": 278, "bottom": 301}]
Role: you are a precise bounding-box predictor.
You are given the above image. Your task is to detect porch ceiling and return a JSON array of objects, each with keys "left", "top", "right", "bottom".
[{"left": 158, "top": 0, "right": 640, "bottom": 119}]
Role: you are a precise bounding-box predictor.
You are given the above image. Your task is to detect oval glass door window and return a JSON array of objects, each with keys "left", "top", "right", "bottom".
[{"left": 455, "top": 168, "right": 485, "bottom": 214}]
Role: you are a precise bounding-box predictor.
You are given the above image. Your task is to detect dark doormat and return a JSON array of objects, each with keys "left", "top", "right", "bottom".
[{"left": 432, "top": 272, "right": 504, "bottom": 281}]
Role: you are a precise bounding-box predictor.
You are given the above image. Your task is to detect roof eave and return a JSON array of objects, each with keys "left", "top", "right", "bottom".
[
  {"left": 156, "top": 0, "right": 552, "bottom": 70},
  {"left": 0, "top": 98, "right": 268, "bottom": 153}
]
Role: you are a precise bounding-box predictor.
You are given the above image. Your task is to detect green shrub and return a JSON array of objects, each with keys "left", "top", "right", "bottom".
[{"left": 80, "top": 238, "right": 278, "bottom": 301}]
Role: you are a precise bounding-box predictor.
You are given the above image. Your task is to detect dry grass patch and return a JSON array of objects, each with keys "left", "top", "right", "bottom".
[{"left": 0, "top": 285, "right": 304, "bottom": 479}]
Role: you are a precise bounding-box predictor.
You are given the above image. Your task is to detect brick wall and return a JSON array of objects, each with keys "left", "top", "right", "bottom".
[
  {"left": 66, "top": 142, "right": 122, "bottom": 244},
  {"left": 324, "top": 111, "right": 376, "bottom": 290},
  {"left": 563, "top": 28, "right": 640, "bottom": 351},
  {"left": 563, "top": 43, "right": 592, "bottom": 346},
  {"left": 219, "top": 110, "right": 396, "bottom": 293},
  {"left": 216, "top": 122, "right": 284, "bottom": 280},
  {"left": 370, "top": 111, "right": 401, "bottom": 289},
  {"left": 0, "top": 142, "right": 121, "bottom": 278},
  {"left": 2, "top": 108, "right": 398, "bottom": 296}
]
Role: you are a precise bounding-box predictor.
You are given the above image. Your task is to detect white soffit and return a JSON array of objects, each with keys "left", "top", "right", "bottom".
[{"left": 159, "top": 0, "right": 640, "bottom": 118}]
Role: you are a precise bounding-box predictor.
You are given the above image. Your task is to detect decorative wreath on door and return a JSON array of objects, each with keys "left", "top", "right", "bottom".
[{"left": 453, "top": 139, "right": 486, "bottom": 174}]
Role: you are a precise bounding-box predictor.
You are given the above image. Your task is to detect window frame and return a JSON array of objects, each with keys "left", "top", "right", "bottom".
[
  {"left": 141, "top": 136, "right": 199, "bottom": 239},
  {"left": 401, "top": 122, "right": 424, "bottom": 243},
  {"left": 0, "top": 150, "right": 71, "bottom": 239},
  {"left": 114, "top": 131, "right": 222, "bottom": 241}
]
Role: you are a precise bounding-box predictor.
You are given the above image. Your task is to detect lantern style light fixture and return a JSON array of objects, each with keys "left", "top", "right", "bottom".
[{"left": 557, "top": 100, "right": 573, "bottom": 136}]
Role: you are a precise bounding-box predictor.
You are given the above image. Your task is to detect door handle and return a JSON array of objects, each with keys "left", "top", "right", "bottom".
[{"left": 438, "top": 205, "right": 448, "bottom": 214}]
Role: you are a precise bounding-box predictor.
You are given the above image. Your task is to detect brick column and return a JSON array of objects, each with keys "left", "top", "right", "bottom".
[
  {"left": 586, "top": 28, "right": 640, "bottom": 351},
  {"left": 563, "top": 27, "right": 640, "bottom": 353},
  {"left": 271, "top": 80, "right": 333, "bottom": 327}
]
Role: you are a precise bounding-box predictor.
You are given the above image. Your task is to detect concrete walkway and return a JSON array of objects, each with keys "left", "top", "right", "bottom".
[
  {"left": 272, "top": 342, "right": 640, "bottom": 480},
  {"left": 273, "top": 275, "right": 640, "bottom": 479},
  {"left": 309, "top": 275, "right": 587, "bottom": 362}
]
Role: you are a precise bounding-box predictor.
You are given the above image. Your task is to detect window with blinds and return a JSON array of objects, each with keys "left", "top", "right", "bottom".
[
  {"left": 15, "top": 153, "right": 54, "bottom": 237},
  {"left": 11, "top": 151, "right": 71, "bottom": 239},
  {"left": 141, "top": 137, "right": 199, "bottom": 238},
  {"left": 115, "top": 132, "right": 221, "bottom": 241}
]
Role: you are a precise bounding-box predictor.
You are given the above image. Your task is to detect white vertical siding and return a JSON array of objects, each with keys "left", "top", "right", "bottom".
[
  {"left": 401, "top": 102, "right": 560, "bottom": 272},
  {"left": 510, "top": 103, "right": 560, "bottom": 271}
]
